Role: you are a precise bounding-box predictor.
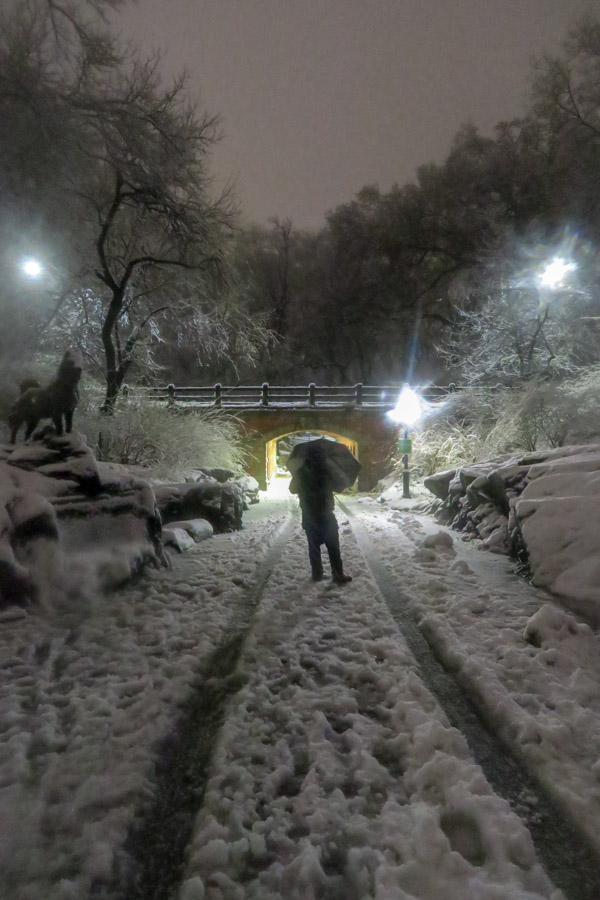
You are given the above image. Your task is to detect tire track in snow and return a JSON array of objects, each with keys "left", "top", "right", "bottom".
[
  {"left": 106, "top": 512, "right": 297, "bottom": 900},
  {"left": 341, "top": 501, "right": 600, "bottom": 900}
]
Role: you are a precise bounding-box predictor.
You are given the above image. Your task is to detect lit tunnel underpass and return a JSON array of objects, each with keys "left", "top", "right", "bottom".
[{"left": 264, "top": 430, "right": 359, "bottom": 497}]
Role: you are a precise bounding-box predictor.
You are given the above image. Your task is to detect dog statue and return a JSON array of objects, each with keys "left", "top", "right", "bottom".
[{"left": 8, "top": 350, "right": 83, "bottom": 443}]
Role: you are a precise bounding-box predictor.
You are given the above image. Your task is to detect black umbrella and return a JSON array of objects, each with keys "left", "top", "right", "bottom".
[{"left": 287, "top": 437, "right": 361, "bottom": 491}]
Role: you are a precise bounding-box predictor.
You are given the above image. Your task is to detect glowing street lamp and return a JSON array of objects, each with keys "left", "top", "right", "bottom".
[
  {"left": 20, "top": 258, "right": 43, "bottom": 278},
  {"left": 387, "top": 385, "right": 424, "bottom": 428},
  {"left": 387, "top": 386, "right": 425, "bottom": 499},
  {"left": 538, "top": 257, "right": 576, "bottom": 290}
]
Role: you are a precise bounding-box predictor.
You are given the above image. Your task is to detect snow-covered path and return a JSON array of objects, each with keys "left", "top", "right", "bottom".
[{"left": 1, "top": 496, "right": 599, "bottom": 899}]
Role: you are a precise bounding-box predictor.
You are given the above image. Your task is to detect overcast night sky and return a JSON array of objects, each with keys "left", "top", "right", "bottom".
[{"left": 115, "top": 0, "right": 596, "bottom": 230}]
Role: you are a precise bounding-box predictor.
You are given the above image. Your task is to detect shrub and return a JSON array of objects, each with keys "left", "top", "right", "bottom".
[
  {"left": 405, "top": 387, "right": 501, "bottom": 477},
  {"left": 76, "top": 385, "right": 247, "bottom": 477},
  {"left": 410, "top": 425, "right": 488, "bottom": 478},
  {"left": 562, "top": 364, "right": 600, "bottom": 443},
  {"left": 485, "top": 381, "right": 576, "bottom": 452}
]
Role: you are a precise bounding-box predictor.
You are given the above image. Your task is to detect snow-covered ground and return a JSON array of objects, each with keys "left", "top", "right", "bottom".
[
  {"left": 178, "top": 508, "right": 559, "bottom": 900},
  {"left": 1, "top": 493, "right": 599, "bottom": 898},
  {"left": 349, "top": 498, "right": 600, "bottom": 849},
  {"left": 0, "top": 505, "right": 288, "bottom": 899}
]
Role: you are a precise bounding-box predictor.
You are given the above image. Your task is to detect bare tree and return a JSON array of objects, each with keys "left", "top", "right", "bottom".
[
  {"left": 74, "top": 58, "right": 235, "bottom": 409},
  {"left": 0, "top": 0, "right": 250, "bottom": 409}
]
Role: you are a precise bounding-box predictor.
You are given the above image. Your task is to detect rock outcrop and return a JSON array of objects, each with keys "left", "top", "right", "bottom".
[
  {"left": 153, "top": 481, "right": 244, "bottom": 533},
  {"left": 162, "top": 518, "right": 214, "bottom": 552},
  {"left": 0, "top": 433, "right": 168, "bottom": 606},
  {"left": 424, "top": 443, "right": 600, "bottom": 624},
  {"left": 188, "top": 470, "right": 260, "bottom": 508}
]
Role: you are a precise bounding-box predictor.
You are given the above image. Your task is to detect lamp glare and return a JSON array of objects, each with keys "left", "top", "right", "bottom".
[
  {"left": 387, "top": 386, "right": 424, "bottom": 427},
  {"left": 21, "top": 259, "right": 42, "bottom": 278},
  {"left": 539, "top": 257, "right": 576, "bottom": 289}
]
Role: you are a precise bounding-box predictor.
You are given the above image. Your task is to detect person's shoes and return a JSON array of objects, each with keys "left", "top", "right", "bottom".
[
  {"left": 312, "top": 572, "right": 324, "bottom": 581},
  {"left": 332, "top": 574, "right": 352, "bottom": 585}
]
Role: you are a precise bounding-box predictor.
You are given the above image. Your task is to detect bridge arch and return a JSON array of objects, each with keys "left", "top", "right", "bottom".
[{"left": 235, "top": 408, "right": 398, "bottom": 491}]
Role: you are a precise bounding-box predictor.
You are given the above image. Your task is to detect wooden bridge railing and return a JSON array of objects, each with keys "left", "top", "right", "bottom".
[{"left": 143, "top": 383, "right": 454, "bottom": 409}]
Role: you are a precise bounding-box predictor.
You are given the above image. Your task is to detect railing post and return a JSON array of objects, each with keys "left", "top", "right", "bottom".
[
  {"left": 355, "top": 382, "right": 363, "bottom": 406},
  {"left": 308, "top": 382, "right": 316, "bottom": 407},
  {"left": 167, "top": 383, "right": 176, "bottom": 408},
  {"left": 214, "top": 382, "right": 222, "bottom": 408},
  {"left": 262, "top": 382, "right": 269, "bottom": 407}
]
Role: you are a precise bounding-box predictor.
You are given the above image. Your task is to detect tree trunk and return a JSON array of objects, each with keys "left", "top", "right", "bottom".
[
  {"left": 102, "top": 370, "right": 121, "bottom": 414},
  {"left": 101, "top": 287, "right": 125, "bottom": 414}
]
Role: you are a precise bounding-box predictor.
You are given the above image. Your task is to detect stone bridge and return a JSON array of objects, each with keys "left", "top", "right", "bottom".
[
  {"left": 148, "top": 383, "right": 450, "bottom": 491},
  {"left": 239, "top": 406, "right": 399, "bottom": 490}
]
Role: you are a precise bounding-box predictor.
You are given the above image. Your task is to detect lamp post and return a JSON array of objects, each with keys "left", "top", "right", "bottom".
[
  {"left": 386, "top": 386, "right": 425, "bottom": 499},
  {"left": 399, "top": 425, "right": 411, "bottom": 498}
]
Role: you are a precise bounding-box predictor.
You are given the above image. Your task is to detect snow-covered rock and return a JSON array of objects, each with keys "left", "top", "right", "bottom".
[
  {"left": 523, "top": 603, "right": 593, "bottom": 648},
  {"left": 230, "top": 473, "right": 260, "bottom": 505},
  {"left": 0, "top": 433, "right": 168, "bottom": 605},
  {"left": 515, "top": 449, "right": 600, "bottom": 623},
  {"left": 153, "top": 482, "right": 243, "bottom": 533},
  {"left": 422, "top": 530, "right": 455, "bottom": 553},
  {"left": 196, "top": 466, "right": 235, "bottom": 483},
  {"left": 166, "top": 518, "right": 214, "bottom": 543},
  {"left": 189, "top": 470, "right": 259, "bottom": 508},
  {"left": 162, "top": 527, "right": 196, "bottom": 553},
  {"left": 424, "top": 442, "right": 600, "bottom": 622},
  {"left": 423, "top": 467, "right": 456, "bottom": 500}
]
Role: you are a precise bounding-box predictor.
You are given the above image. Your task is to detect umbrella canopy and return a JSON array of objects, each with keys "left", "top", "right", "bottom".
[{"left": 287, "top": 437, "right": 361, "bottom": 490}]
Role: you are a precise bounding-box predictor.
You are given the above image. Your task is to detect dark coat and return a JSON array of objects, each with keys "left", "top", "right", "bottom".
[{"left": 289, "top": 455, "right": 335, "bottom": 527}]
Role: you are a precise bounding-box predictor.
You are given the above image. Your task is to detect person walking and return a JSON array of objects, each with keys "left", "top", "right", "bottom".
[{"left": 289, "top": 442, "right": 352, "bottom": 585}]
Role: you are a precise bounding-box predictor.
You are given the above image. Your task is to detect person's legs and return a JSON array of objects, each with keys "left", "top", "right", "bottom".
[
  {"left": 323, "top": 514, "right": 352, "bottom": 584},
  {"left": 304, "top": 524, "right": 324, "bottom": 580}
]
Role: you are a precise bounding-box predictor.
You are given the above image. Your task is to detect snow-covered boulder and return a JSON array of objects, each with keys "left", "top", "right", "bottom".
[
  {"left": 514, "top": 448, "right": 600, "bottom": 623},
  {"left": 466, "top": 471, "right": 509, "bottom": 514},
  {"left": 153, "top": 481, "right": 243, "bottom": 533},
  {"left": 423, "top": 468, "right": 456, "bottom": 500},
  {"left": 197, "top": 466, "right": 235, "bottom": 483},
  {"left": 0, "top": 486, "right": 59, "bottom": 605},
  {"left": 523, "top": 602, "right": 593, "bottom": 648},
  {"left": 422, "top": 530, "right": 455, "bottom": 554},
  {"left": 230, "top": 473, "right": 260, "bottom": 505},
  {"left": 427, "top": 453, "right": 529, "bottom": 544},
  {"left": 2, "top": 430, "right": 101, "bottom": 493},
  {"left": 166, "top": 518, "right": 214, "bottom": 542},
  {"left": 0, "top": 433, "right": 168, "bottom": 606},
  {"left": 162, "top": 526, "right": 196, "bottom": 553},
  {"left": 424, "top": 442, "right": 600, "bottom": 623},
  {"left": 190, "top": 469, "right": 259, "bottom": 508}
]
